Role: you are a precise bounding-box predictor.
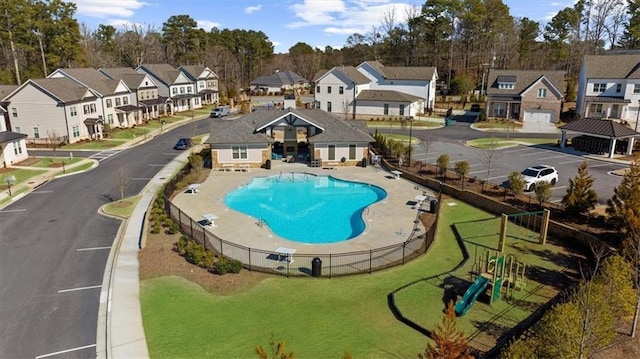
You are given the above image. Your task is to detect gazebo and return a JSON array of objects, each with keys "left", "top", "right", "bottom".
[{"left": 560, "top": 117, "right": 640, "bottom": 158}]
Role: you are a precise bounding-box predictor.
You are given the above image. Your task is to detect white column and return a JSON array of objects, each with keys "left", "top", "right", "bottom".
[
  {"left": 628, "top": 137, "right": 636, "bottom": 155},
  {"left": 609, "top": 138, "right": 617, "bottom": 158}
]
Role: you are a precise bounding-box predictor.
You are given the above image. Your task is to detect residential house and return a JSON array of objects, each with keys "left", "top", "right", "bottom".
[
  {"left": 314, "top": 61, "right": 436, "bottom": 119},
  {"left": 206, "top": 108, "right": 373, "bottom": 170},
  {"left": 356, "top": 61, "right": 438, "bottom": 110},
  {"left": 178, "top": 65, "right": 220, "bottom": 105},
  {"left": 0, "top": 85, "right": 18, "bottom": 131},
  {"left": 250, "top": 70, "right": 308, "bottom": 95},
  {"left": 576, "top": 52, "right": 640, "bottom": 129},
  {"left": 2, "top": 77, "right": 103, "bottom": 144},
  {"left": 98, "top": 67, "right": 163, "bottom": 121},
  {"left": 136, "top": 64, "right": 201, "bottom": 114},
  {"left": 485, "top": 69, "right": 565, "bottom": 124},
  {"left": 0, "top": 104, "right": 28, "bottom": 167},
  {"left": 48, "top": 68, "right": 137, "bottom": 128},
  {"left": 313, "top": 66, "right": 371, "bottom": 118}
]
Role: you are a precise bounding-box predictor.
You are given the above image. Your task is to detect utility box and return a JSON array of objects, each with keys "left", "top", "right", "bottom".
[
  {"left": 430, "top": 199, "right": 439, "bottom": 214},
  {"left": 265, "top": 159, "right": 271, "bottom": 170}
]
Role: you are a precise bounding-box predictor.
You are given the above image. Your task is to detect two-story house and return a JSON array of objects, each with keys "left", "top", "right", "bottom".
[
  {"left": 136, "top": 64, "right": 201, "bottom": 114},
  {"left": 0, "top": 104, "right": 28, "bottom": 167},
  {"left": 178, "top": 65, "right": 220, "bottom": 105},
  {"left": 485, "top": 69, "right": 565, "bottom": 124},
  {"left": 356, "top": 61, "right": 438, "bottom": 110},
  {"left": 576, "top": 52, "right": 640, "bottom": 127},
  {"left": 98, "top": 67, "right": 163, "bottom": 122},
  {"left": 312, "top": 66, "right": 371, "bottom": 119},
  {"left": 48, "top": 68, "right": 136, "bottom": 128},
  {"left": 3, "top": 77, "right": 104, "bottom": 144},
  {"left": 314, "top": 62, "right": 436, "bottom": 119}
]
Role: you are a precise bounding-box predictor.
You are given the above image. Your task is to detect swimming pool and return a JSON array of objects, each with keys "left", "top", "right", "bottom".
[{"left": 224, "top": 173, "right": 387, "bottom": 243}]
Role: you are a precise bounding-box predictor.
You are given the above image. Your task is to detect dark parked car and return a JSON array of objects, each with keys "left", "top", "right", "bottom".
[
  {"left": 470, "top": 103, "right": 481, "bottom": 112},
  {"left": 174, "top": 138, "right": 192, "bottom": 150}
]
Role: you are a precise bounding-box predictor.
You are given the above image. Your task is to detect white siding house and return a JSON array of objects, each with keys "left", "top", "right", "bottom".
[
  {"left": 179, "top": 65, "right": 220, "bottom": 105},
  {"left": 136, "top": 64, "right": 201, "bottom": 114},
  {"left": 3, "top": 78, "right": 103, "bottom": 144},
  {"left": 99, "top": 68, "right": 162, "bottom": 121},
  {"left": 577, "top": 52, "right": 640, "bottom": 127},
  {"left": 313, "top": 66, "right": 371, "bottom": 119},
  {"left": 0, "top": 105, "right": 28, "bottom": 166}
]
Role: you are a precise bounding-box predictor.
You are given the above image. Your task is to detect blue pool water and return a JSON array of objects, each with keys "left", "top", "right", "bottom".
[{"left": 224, "top": 173, "right": 387, "bottom": 243}]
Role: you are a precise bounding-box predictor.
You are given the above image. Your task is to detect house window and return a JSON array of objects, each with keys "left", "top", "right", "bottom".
[
  {"left": 327, "top": 101, "right": 332, "bottom": 112},
  {"left": 195, "top": 98, "right": 200, "bottom": 105},
  {"left": 13, "top": 141, "right": 22, "bottom": 155},
  {"left": 33, "top": 127, "right": 40, "bottom": 139},
  {"left": 70, "top": 106, "right": 77, "bottom": 116},
  {"left": 327, "top": 86, "right": 332, "bottom": 94},
  {"left": 589, "top": 103, "right": 604, "bottom": 116},
  {"left": 339, "top": 86, "right": 344, "bottom": 94},
  {"left": 349, "top": 144, "right": 356, "bottom": 160},
  {"left": 115, "top": 98, "right": 121, "bottom": 106},
  {"left": 106, "top": 99, "right": 112, "bottom": 108},
  {"left": 72, "top": 125, "right": 80, "bottom": 137},
  {"left": 108, "top": 114, "right": 114, "bottom": 124},
  {"left": 634, "top": 84, "right": 640, "bottom": 94},
  {"left": 328, "top": 145, "right": 335, "bottom": 160},
  {"left": 537, "top": 88, "right": 547, "bottom": 98},
  {"left": 11, "top": 107, "right": 17, "bottom": 117},
  {"left": 187, "top": 87, "right": 192, "bottom": 93},
  {"left": 316, "top": 86, "right": 320, "bottom": 93},
  {"left": 498, "top": 83, "right": 514, "bottom": 89},
  {"left": 232, "top": 146, "right": 248, "bottom": 159},
  {"left": 180, "top": 87, "right": 185, "bottom": 94},
  {"left": 593, "top": 83, "right": 606, "bottom": 92},
  {"left": 616, "top": 83, "right": 622, "bottom": 93},
  {"left": 493, "top": 103, "right": 506, "bottom": 116},
  {"left": 123, "top": 97, "right": 129, "bottom": 105},
  {"left": 384, "top": 104, "right": 389, "bottom": 115},
  {"left": 90, "top": 104, "right": 96, "bottom": 113},
  {"left": 14, "top": 126, "right": 20, "bottom": 133},
  {"left": 399, "top": 104, "right": 405, "bottom": 116},
  {"left": 172, "top": 88, "right": 177, "bottom": 95}
]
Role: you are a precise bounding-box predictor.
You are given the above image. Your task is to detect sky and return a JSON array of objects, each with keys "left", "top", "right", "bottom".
[{"left": 71, "top": 0, "right": 578, "bottom": 54}]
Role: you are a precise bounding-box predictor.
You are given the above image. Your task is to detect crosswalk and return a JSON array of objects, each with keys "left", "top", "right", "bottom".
[{"left": 88, "top": 149, "right": 121, "bottom": 162}]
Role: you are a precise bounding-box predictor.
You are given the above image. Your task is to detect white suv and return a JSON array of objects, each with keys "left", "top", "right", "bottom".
[{"left": 521, "top": 165, "right": 558, "bottom": 192}]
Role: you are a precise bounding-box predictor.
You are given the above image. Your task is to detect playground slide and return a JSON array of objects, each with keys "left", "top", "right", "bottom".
[{"left": 454, "top": 276, "right": 490, "bottom": 316}]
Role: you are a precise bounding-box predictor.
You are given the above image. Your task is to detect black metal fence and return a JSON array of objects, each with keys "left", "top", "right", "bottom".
[{"left": 162, "top": 163, "right": 439, "bottom": 277}]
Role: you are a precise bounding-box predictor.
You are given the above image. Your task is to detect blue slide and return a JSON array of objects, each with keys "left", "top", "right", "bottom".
[{"left": 454, "top": 276, "right": 490, "bottom": 316}]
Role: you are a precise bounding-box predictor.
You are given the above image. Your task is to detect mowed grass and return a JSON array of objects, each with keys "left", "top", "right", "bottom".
[
  {"left": 141, "top": 199, "right": 577, "bottom": 358},
  {"left": 466, "top": 137, "right": 557, "bottom": 149}
]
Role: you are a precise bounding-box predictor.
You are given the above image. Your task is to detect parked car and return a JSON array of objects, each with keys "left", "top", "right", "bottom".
[
  {"left": 173, "top": 138, "right": 192, "bottom": 150},
  {"left": 210, "top": 107, "right": 230, "bottom": 117},
  {"left": 470, "top": 103, "right": 481, "bottom": 112},
  {"left": 521, "top": 165, "right": 558, "bottom": 191}
]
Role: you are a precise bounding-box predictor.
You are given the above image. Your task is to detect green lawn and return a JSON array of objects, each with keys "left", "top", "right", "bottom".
[
  {"left": 22, "top": 157, "right": 83, "bottom": 168},
  {"left": 61, "top": 139, "right": 126, "bottom": 150},
  {"left": 141, "top": 199, "right": 578, "bottom": 357},
  {"left": 367, "top": 120, "right": 441, "bottom": 129},
  {"left": 54, "top": 161, "right": 95, "bottom": 176}
]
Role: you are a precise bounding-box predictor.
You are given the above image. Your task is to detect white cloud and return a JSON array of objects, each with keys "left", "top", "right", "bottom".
[
  {"left": 73, "top": 0, "right": 148, "bottom": 19},
  {"left": 286, "top": 0, "right": 414, "bottom": 36},
  {"left": 245, "top": 5, "right": 262, "bottom": 14},
  {"left": 197, "top": 20, "right": 220, "bottom": 31}
]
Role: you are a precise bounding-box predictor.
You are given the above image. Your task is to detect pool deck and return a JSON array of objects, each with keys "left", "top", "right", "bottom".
[{"left": 171, "top": 162, "right": 437, "bottom": 254}]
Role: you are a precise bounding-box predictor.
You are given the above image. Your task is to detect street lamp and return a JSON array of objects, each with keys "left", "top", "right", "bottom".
[{"left": 407, "top": 117, "right": 414, "bottom": 169}]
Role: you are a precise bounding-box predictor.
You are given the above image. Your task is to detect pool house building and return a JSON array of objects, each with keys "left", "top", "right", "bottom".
[{"left": 206, "top": 108, "right": 374, "bottom": 171}]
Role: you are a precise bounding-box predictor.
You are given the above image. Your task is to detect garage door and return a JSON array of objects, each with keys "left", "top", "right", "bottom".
[{"left": 524, "top": 110, "right": 553, "bottom": 123}]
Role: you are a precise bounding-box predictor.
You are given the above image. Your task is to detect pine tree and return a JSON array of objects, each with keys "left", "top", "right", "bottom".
[
  {"left": 420, "top": 301, "right": 473, "bottom": 359},
  {"left": 562, "top": 161, "right": 598, "bottom": 215},
  {"left": 607, "top": 159, "right": 640, "bottom": 236}
]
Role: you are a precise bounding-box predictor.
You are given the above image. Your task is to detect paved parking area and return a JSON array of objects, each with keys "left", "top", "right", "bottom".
[{"left": 412, "top": 142, "right": 628, "bottom": 204}]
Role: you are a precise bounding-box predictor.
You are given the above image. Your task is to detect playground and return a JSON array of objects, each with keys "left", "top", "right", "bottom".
[{"left": 140, "top": 197, "right": 586, "bottom": 357}]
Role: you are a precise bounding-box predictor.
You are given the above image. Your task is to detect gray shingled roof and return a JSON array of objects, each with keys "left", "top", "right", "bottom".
[
  {"left": 562, "top": 118, "right": 639, "bottom": 138},
  {"left": 54, "top": 68, "right": 122, "bottom": 96},
  {"left": 137, "top": 64, "right": 182, "bottom": 86},
  {"left": 30, "top": 78, "right": 93, "bottom": 103},
  {"left": 99, "top": 67, "right": 148, "bottom": 90},
  {"left": 0, "top": 85, "right": 18, "bottom": 102},
  {"left": 486, "top": 69, "right": 565, "bottom": 96},
  {"left": 313, "top": 66, "right": 370, "bottom": 85},
  {"left": 206, "top": 108, "right": 373, "bottom": 145},
  {"left": 360, "top": 61, "right": 437, "bottom": 81},
  {"left": 251, "top": 71, "right": 308, "bottom": 86},
  {"left": 0, "top": 131, "right": 27, "bottom": 143},
  {"left": 584, "top": 96, "right": 630, "bottom": 103},
  {"left": 179, "top": 65, "right": 206, "bottom": 81},
  {"left": 583, "top": 53, "right": 640, "bottom": 79},
  {"left": 357, "top": 89, "right": 423, "bottom": 102}
]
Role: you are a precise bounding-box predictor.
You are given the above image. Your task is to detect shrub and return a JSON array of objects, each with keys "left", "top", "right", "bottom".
[
  {"left": 162, "top": 218, "right": 173, "bottom": 228},
  {"left": 175, "top": 236, "right": 190, "bottom": 254},
  {"left": 166, "top": 221, "right": 179, "bottom": 234},
  {"left": 151, "top": 225, "right": 161, "bottom": 234},
  {"left": 210, "top": 256, "right": 243, "bottom": 275},
  {"left": 184, "top": 241, "right": 207, "bottom": 266}
]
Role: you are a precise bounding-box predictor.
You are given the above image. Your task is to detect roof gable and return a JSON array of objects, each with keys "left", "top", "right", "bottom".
[
  {"left": 584, "top": 53, "right": 640, "bottom": 79},
  {"left": 487, "top": 69, "right": 565, "bottom": 96},
  {"left": 520, "top": 76, "right": 564, "bottom": 99},
  {"left": 315, "top": 66, "right": 370, "bottom": 85},
  {"left": 49, "top": 67, "right": 128, "bottom": 96},
  {"left": 562, "top": 118, "right": 639, "bottom": 138},
  {"left": 137, "top": 64, "right": 186, "bottom": 86},
  {"left": 10, "top": 78, "right": 96, "bottom": 103}
]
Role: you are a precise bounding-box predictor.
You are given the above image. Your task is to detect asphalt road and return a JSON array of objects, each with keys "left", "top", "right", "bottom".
[{"left": 0, "top": 118, "right": 211, "bottom": 359}]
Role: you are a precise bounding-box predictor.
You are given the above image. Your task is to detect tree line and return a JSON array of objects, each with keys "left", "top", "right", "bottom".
[{"left": 2, "top": 0, "right": 640, "bottom": 96}]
